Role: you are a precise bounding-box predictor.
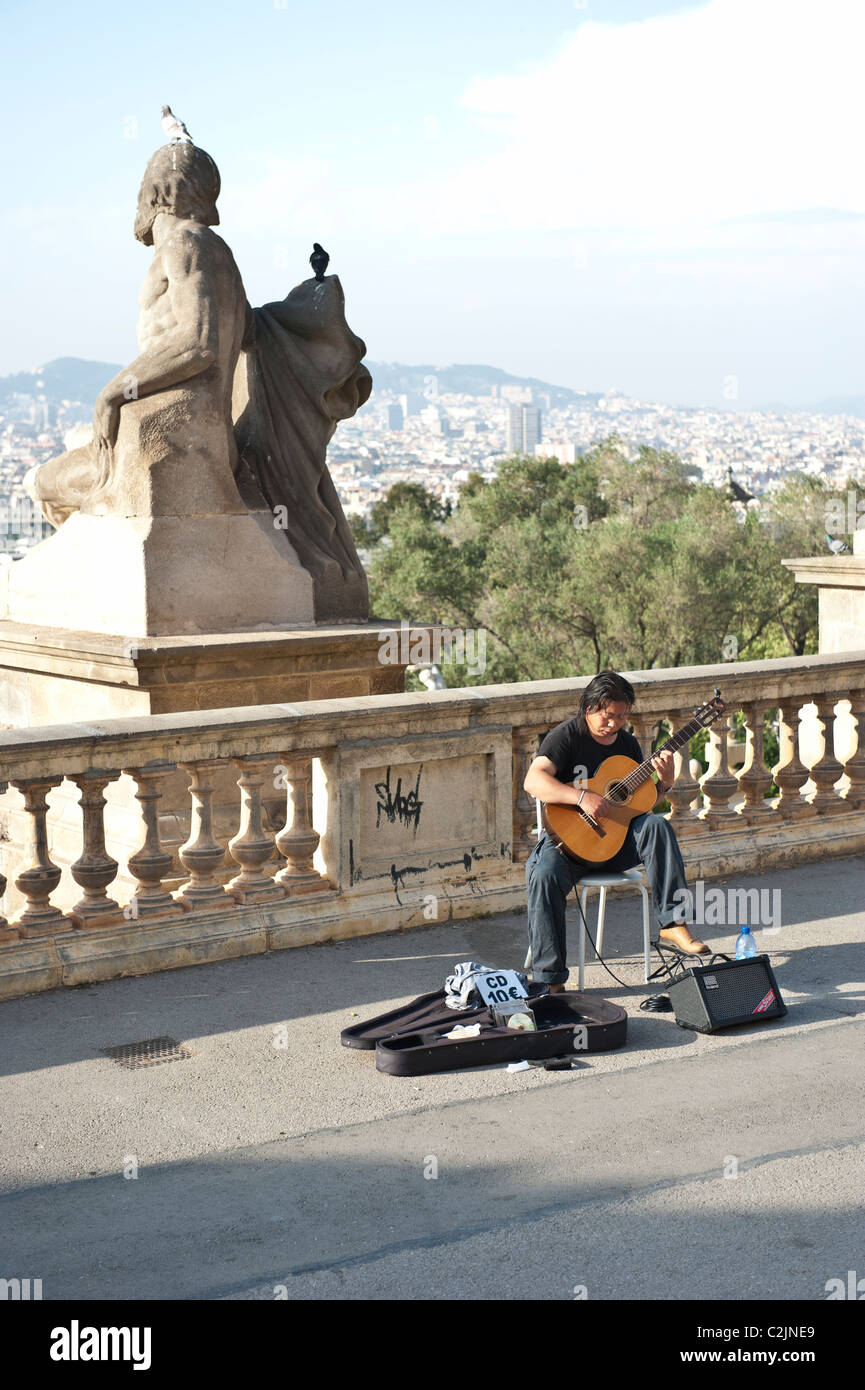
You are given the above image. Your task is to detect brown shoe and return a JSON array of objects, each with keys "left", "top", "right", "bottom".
[{"left": 658, "top": 923, "right": 711, "bottom": 955}]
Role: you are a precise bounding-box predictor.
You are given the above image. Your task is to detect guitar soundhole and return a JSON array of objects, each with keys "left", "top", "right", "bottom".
[{"left": 606, "top": 781, "right": 629, "bottom": 804}]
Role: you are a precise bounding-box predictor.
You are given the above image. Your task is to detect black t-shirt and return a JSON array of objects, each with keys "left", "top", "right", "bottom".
[{"left": 538, "top": 717, "right": 643, "bottom": 784}]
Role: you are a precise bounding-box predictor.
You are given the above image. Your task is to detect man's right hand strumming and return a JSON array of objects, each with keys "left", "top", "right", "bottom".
[{"left": 576, "top": 788, "right": 610, "bottom": 820}]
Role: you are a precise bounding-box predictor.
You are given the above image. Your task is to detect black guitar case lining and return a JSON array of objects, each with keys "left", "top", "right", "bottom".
[{"left": 341, "top": 984, "right": 628, "bottom": 1076}]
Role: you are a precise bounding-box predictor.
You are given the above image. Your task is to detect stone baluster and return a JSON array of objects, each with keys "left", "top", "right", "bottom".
[
  {"left": 629, "top": 708, "right": 663, "bottom": 803},
  {"left": 228, "top": 755, "right": 285, "bottom": 904},
  {"left": 841, "top": 689, "right": 865, "bottom": 810},
  {"left": 0, "top": 776, "right": 12, "bottom": 941},
  {"left": 0, "top": 869, "right": 19, "bottom": 943},
  {"left": 10, "top": 777, "right": 67, "bottom": 935},
  {"left": 808, "top": 697, "right": 847, "bottom": 815},
  {"left": 736, "top": 702, "right": 775, "bottom": 825},
  {"left": 699, "top": 715, "right": 740, "bottom": 826},
  {"left": 69, "top": 772, "right": 122, "bottom": 927},
  {"left": 772, "top": 702, "right": 815, "bottom": 820},
  {"left": 629, "top": 711, "right": 658, "bottom": 759},
  {"left": 631, "top": 711, "right": 660, "bottom": 763},
  {"left": 665, "top": 709, "right": 703, "bottom": 836},
  {"left": 123, "top": 762, "right": 187, "bottom": 919},
  {"left": 177, "top": 760, "right": 231, "bottom": 909},
  {"left": 274, "top": 755, "right": 330, "bottom": 895},
  {"left": 512, "top": 726, "right": 545, "bottom": 862}
]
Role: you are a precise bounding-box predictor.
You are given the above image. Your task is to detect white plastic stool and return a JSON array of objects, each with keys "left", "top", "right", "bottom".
[
  {"left": 523, "top": 799, "right": 652, "bottom": 989},
  {"left": 575, "top": 868, "right": 652, "bottom": 989}
]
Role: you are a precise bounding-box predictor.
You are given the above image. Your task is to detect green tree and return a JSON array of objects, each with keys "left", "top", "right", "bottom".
[
  {"left": 369, "top": 482, "right": 450, "bottom": 543},
  {"left": 348, "top": 481, "right": 451, "bottom": 549},
  {"left": 364, "top": 445, "right": 829, "bottom": 684}
]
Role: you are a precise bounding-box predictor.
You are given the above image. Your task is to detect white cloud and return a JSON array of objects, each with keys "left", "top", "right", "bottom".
[
  {"left": 443, "top": 0, "right": 865, "bottom": 233},
  {"left": 222, "top": 1, "right": 865, "bottom": 252}
]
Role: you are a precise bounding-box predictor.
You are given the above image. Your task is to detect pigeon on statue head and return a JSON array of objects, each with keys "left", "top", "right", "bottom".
[
  {"left": 161, "top": 106, "right": 193, "bottom": 143},
  {"left": 310, "top": 243, "right": 330, "bottom": 281}
]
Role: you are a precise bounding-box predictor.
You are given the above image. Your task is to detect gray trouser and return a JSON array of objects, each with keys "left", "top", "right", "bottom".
[{"left": 525, "top": 813, "right": 689, "bottom": 985}]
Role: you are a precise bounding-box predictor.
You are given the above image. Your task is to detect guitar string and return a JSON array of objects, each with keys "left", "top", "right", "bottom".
[
  {"left": 611, "top": 708, "right": 720, "bottom": 801},
  {"left": 570, "top": 714, "right": 707, "bottom": 821},
  {"left": 619, "top": 718, "right": 704, "bottom": 792}
]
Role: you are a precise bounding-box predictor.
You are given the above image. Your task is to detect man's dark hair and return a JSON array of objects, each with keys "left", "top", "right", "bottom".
[{"left": 576, "top": 670, "right": 635, "bottom": 734}]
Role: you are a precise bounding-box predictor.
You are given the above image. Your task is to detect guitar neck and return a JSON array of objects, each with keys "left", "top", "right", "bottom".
[{"left": 623, "top": 716, "right": 706, "bottom": 792}]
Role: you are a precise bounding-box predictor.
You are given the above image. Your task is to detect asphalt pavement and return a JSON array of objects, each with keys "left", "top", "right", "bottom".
[{"left": 1, "top": 855, "right": 862, "bottom": 1302}]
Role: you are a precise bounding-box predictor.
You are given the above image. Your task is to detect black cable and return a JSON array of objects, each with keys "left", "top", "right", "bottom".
[
  {"left": 569, "top": 875, "right": 682, "bottom": 1010},
  {"left": 640, "top": 993, "right": 674, "bottom": 1012},
  {"left": 570, "top": 888, "right": 636, "bottom": 990}
]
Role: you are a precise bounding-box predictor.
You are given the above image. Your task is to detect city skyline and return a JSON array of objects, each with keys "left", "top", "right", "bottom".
[{"left": 1, "top": 0, "right": 863, "bottom": 407}]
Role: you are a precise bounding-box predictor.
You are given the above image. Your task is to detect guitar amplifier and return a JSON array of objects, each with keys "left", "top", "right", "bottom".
[{"left": 667, "top": 954, "right": 786, "bottom": 1034}]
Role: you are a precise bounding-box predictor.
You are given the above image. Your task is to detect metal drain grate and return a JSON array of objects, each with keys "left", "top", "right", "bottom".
[{"left": 101, "top": 1036, "right": 192, "bottom": 1069}]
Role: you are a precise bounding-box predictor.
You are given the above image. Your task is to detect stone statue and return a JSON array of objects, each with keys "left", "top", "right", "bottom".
[
  {"left": 16, "top": 140, "right": 370, "bottom": 632},
  {"left": 233, "top": 277, "right": 371, "bottom": 618}
]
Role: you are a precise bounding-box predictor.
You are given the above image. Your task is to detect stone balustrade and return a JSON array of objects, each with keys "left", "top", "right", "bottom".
[{"left": 0, "top": 649, "right": 863, "bottom": 998}]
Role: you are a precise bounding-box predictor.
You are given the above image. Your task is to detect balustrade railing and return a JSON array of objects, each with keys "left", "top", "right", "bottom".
[
  {"left": 0, "top": 651, "right": 862, "bottom": 946},
  {"left": 506, "top": 657, "right": 864, "bottom": 850}
]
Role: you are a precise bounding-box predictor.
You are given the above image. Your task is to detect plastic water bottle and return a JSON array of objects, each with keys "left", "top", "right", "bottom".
[{"left": 735, "top": 924, "right": 758, "bottom": 959}]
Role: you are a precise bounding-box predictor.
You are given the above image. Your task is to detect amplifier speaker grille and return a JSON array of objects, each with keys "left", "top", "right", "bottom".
[{"left": 666, "top": 954, "right": 786, "bottom": 1033}]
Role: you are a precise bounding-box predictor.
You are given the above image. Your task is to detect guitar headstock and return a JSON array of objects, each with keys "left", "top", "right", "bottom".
[{"left": 692, "top": 687, "right": 727, "bottom": 729}]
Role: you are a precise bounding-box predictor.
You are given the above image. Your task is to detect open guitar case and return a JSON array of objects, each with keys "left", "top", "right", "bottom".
[{"left": 341, "top": 983, "right": 628, "bottom": 1076}]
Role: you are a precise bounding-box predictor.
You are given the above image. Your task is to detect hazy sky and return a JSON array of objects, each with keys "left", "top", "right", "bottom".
[{"left": 2, "top": 0, "right": 863, "bottom": 407}]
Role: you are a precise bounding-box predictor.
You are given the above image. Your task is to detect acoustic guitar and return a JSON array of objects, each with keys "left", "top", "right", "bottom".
[{"left": 542, "top": 689, "right": 727, "bottom": 864}]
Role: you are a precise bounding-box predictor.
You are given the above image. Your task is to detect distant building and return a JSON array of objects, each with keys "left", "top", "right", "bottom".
[
  {"left": 501, "top": 384, "right": 533, "bottom": 404},
  {"left": 506, "top": 406, "right": 520, "bottom": 452},
  {"left": 387, "top": 402, "right": 404, "bottom": 431},
  {"left": 398, "top": 392, "right": 424, "bottom": 417},
  {"left": 535, "top": 440, "right": 576, "bottom": 463},
  {"left": 421, "top": 404, "right": 449, "bottom": 436},
  {"left": 522, "top": 406, "right": 541, "bottom": 454},
  {"left": 507, "top": 404, "right": 543, "bottom": 454}
]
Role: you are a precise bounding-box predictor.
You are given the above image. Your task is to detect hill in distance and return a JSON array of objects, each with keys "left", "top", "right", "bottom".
[
  {"left": 1, "top": 357, "right": 592, "bottom": 409},
  {"left": 763, "top": 396, "right": 865, "bottom": 419},
  {"left": 366, "top": 361, "right": 596, "bottom": 407},
  {"left": 0, "top": 357, "right": 123, "bottom": 404},
  {"left": 6, "top": 357, "right": 858, "bottom": 418}
]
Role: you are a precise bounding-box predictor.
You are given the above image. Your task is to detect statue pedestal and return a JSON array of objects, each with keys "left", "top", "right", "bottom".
[
  {"left": 783, "top": 533, "right": 865, "bottom": 653},
  {"left": 0, "top": 508, "right": 320, "bottom": 636},
  {"left": 0, "top": 620, "right": 404, "bottom": 725}
]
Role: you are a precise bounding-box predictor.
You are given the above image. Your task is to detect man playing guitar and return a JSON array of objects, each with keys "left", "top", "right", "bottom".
[{"left": 524, "top": 670, "right": 710, "bottom": 993}]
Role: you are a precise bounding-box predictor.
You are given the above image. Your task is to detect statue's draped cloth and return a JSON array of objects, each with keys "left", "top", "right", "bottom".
[{"left": 233, "top": 277, "right": 371, "bottom": 583}]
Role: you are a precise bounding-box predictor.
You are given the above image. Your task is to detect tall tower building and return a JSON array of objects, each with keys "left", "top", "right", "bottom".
[
  {"left": 506, "top": 404, "right": 543, "bottom": 454},
  {"left": 398, "top": 392, "right": 424, "bottom": 417},
  {"left": 522, "top": 406, "right": 541, "bottom": 454},
  {"left": 506, "top": 404, "right": 522, "bottom": 453}
]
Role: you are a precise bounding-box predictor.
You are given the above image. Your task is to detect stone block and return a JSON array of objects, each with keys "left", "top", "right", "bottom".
[
  {"left": 0, "top": 622, "right": 412, "bottom": 723},
  {"left": 2, "top": 511, "right": 316, "bottom": 637},
  {"left": 55, "top": 909, "right": 268, "bottom": 986},
  {"left": 0, "top": 938, "right": 63, "bottom": 1000}
]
